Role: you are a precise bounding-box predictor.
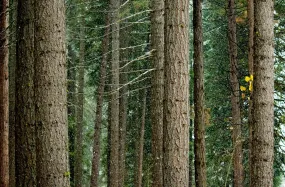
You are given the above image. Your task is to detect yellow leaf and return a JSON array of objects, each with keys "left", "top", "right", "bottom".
[
  {"left": 249, "top": 81, "right": 253, "bottom": 92},
  {"left": 242, "top": 93, "right": 245, "bottom": 99},
  {"left": 245, "top": 76, "right": 251, "bottom": 82},
  {"left": 250, "top": 74, "right": 253, "bottom": 81},
  {"left": 240, "top": 86, "right": 246, "bottom": 91}
]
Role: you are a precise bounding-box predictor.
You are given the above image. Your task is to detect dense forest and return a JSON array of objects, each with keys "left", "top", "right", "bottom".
[{"left": 0, "top": 0, "right": 284, "bottom": 186}]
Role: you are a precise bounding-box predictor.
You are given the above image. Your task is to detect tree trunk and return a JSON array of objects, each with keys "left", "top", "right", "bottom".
[
  {"left": 90, "top": 11, "right": 110, "bottom": 187},
  {"left": 251, "top": 0, "right": 274, "bottom": 186},
  {"left": 109, "top": 0, "right": 120, "bottom": 186},
  {"left": 0, "top": 0, "right": 9, "bottom": 186},
  {"left": 227, "top": 0, "right": 244, "bottom": 186},
  {"left": 9, "top": 0, "right": 17, "bottom": 186},
  {"left": 34, "top": 0, "right": 70, "bottom": 186},
  {"left": 67, "top": 44, "right": 76, "bottom": 187},
  {"left": 193, "top": 0, "right": 207, "bottom": 186},
  {"left": 247, "top": 0, "right": 254, "bottom": 186},
  {"left": 150, "top": 0, "right": 164, "bottom": 186},
  {"left": 15, "top": 0, "right": 36, "bottom": 186},
  {"left": 135, "top": 90, "right": 146, "bottom": 187},
  {"left": 118, "top": 10, "right": 129, "bottom": 187},
  {"left": 164, "top": 0, "right": 190, "bottom": 186},
  {"left": 75, "top": 14, "right": 85, "bottom": 187}
]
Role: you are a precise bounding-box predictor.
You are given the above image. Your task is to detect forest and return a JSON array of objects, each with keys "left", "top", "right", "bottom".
[{"left": 0, "top": 0, "right": 284, "bottom": 186}]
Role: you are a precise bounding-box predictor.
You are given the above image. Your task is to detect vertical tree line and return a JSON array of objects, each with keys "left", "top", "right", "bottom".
[{"left": 0, "top": 0, "right": 281, "bottom": 187}]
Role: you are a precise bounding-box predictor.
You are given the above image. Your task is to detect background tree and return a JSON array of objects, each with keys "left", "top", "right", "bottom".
[
  {"left": 193, "top": 0, "right": 207, "bottom": 186},
  {"left": 227, "top": 0, "right": 243, "bottom": 186},
  {"left": 0, "top": 0, "right": 9, "bottom": 186},
  {"left": 15, "top": 0, "right": 36, "bottom": 186},
  {"left": 150, "top": 0, "right": 164, "bottom": 186}
]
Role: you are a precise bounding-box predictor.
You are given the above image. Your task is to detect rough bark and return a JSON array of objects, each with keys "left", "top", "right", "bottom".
[
  {"left": 135, "top": 90, "right": 146, "bottom": 187},
  {"left": 193, "top": 0, "right": 207, "bottom": 186},
  {"left": 34, "top": 0, "right": 70, "bottom": 186},
  {"left": 9, "top": 0, "right": 17, "bottom": 186},
  {"left": 0, "top": 0, "right": 9, "bottom": 186},
  {"left": 150, "top": 0, "right": 164, "bottom": 186},
  {"left": 247, "top": 1, "right": 254, "bottom": 185},
  {"left": 227, "top": 0, "right": 244, "bottom": 186},
  {"left": 109, "top": 0, "right": 120, "bottom": 186},
  {"left": 118, "top": 11, "right": 129, "bottom": 187},
  {"left": 90, "top": 12, "right": 110, "bottom": 187},
  {"left": 251, "top": 0, "right": 274, "bottom": 186},
  {"left": 74, "top": 15, "right": 85, "bottom": 187},
  {"left": 15, "top": 0, "right": 36, "bottom": 186},
  {"left": 163, "top": 0, "right": 190, "bottom": 186}
]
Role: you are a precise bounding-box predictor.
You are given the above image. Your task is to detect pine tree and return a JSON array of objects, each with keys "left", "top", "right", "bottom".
[
  {"left": 150, "top": 0, "right": 164, "bottom": 186},
  {"left": 34, "top": 0, "right": 70, "bottom": 186},
  {"left": 164, "top": 0, "right": 190, "bottom": 186},
  {"left": 0, "top": 0, "right": 9, "bottom": 186},
  {"left": 15, "top": 0, "right": 36, "bottom": 186},
  {"left": 251, "top": 0, "right": 274, "bottom": 186},
  {"left": 193, "top": 0, "right": 207, "bottom": 186}
]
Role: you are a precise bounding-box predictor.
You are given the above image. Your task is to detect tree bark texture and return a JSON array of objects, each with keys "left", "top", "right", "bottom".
[
  {"left": 163, "top": 0, "right": 190, "bottom": 186},
  {"left": 34, "top": 0, "right": 70, "bottom": 186},
  {"left": 150, "top": 0, "right": 164, "bottom": 186},
  {"left": 15, "top": 0, "right": 37, "bottom": 186},
  {"left": 247, "top": 1, "right": 254, "bottom": 185},
  {"left": 109, "top": 0, "right": 120, "bottom": 186},
  {"left": 193, "top": 0, "right": 207, "bottom": 186},
  {"left": 9, "top": 0, "right": 17, "bottom": 186},
  {"left": 90, "top": 12, "right": 110, "bottom": 187},
  {"left": 74, "top": 15, "right": 85, "bottom": 187},
  {"left": 135, "top": 90, "right": 146, "bottom": 187},
  {"left": 251, "top": 0, "right": 274, "bottom": 186},
  {"left": 0, "top": 0, "right": 9, "bottom": 186},
  {"left": 227, "top": 0, "right": 244, "bottom": 186}
]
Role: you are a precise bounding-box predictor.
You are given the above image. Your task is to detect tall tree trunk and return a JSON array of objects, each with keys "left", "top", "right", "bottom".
[
  {"left": 75, "top": 14, "right": 85, "bottom": 187},
  {"left": 90, "top": 11, "right": 110, "bottom": 187},
  {"left": 150, "top": 0, "right": 164, "bottom": 186},
  {"left": 109, "top": 0, "right": 120, "bottom": 186},
  {"left": 9, "top": 0, "right": 17, "bottom": 186},
  {"left": 67, "top": 44, "right": 76, "bottom": 187},
  {"left": 227, "top": 0, "right": 243, "bottom": 186},
  {"left": 118, "top": 11, "right": 129, "bottom": 187},
  {"left": 135, "top": 90, "right": 146, "bottom": 187},
  {"left": 0, "top": 0, "right": 9, "bottom": 186},
  {"left": 251, "top": 0, "right": 274, "bottom": 186},
  {"left": 34, "top": 0, "right": 70, "bottom": 186},
  {"left": 193, "top": 0, "right": 207, "bottom": 186},
  {"left": 189, "top": 119, "right": 193, "bottom": 187},
  {"left": 15, "top": 0, "right": 36, "bottom": 186},
  {"left": 164, "top": 0, "right": 190, "bottom": 186},
  {"left": 247, "top": 0, "right": 254, "bottom": 186}
]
